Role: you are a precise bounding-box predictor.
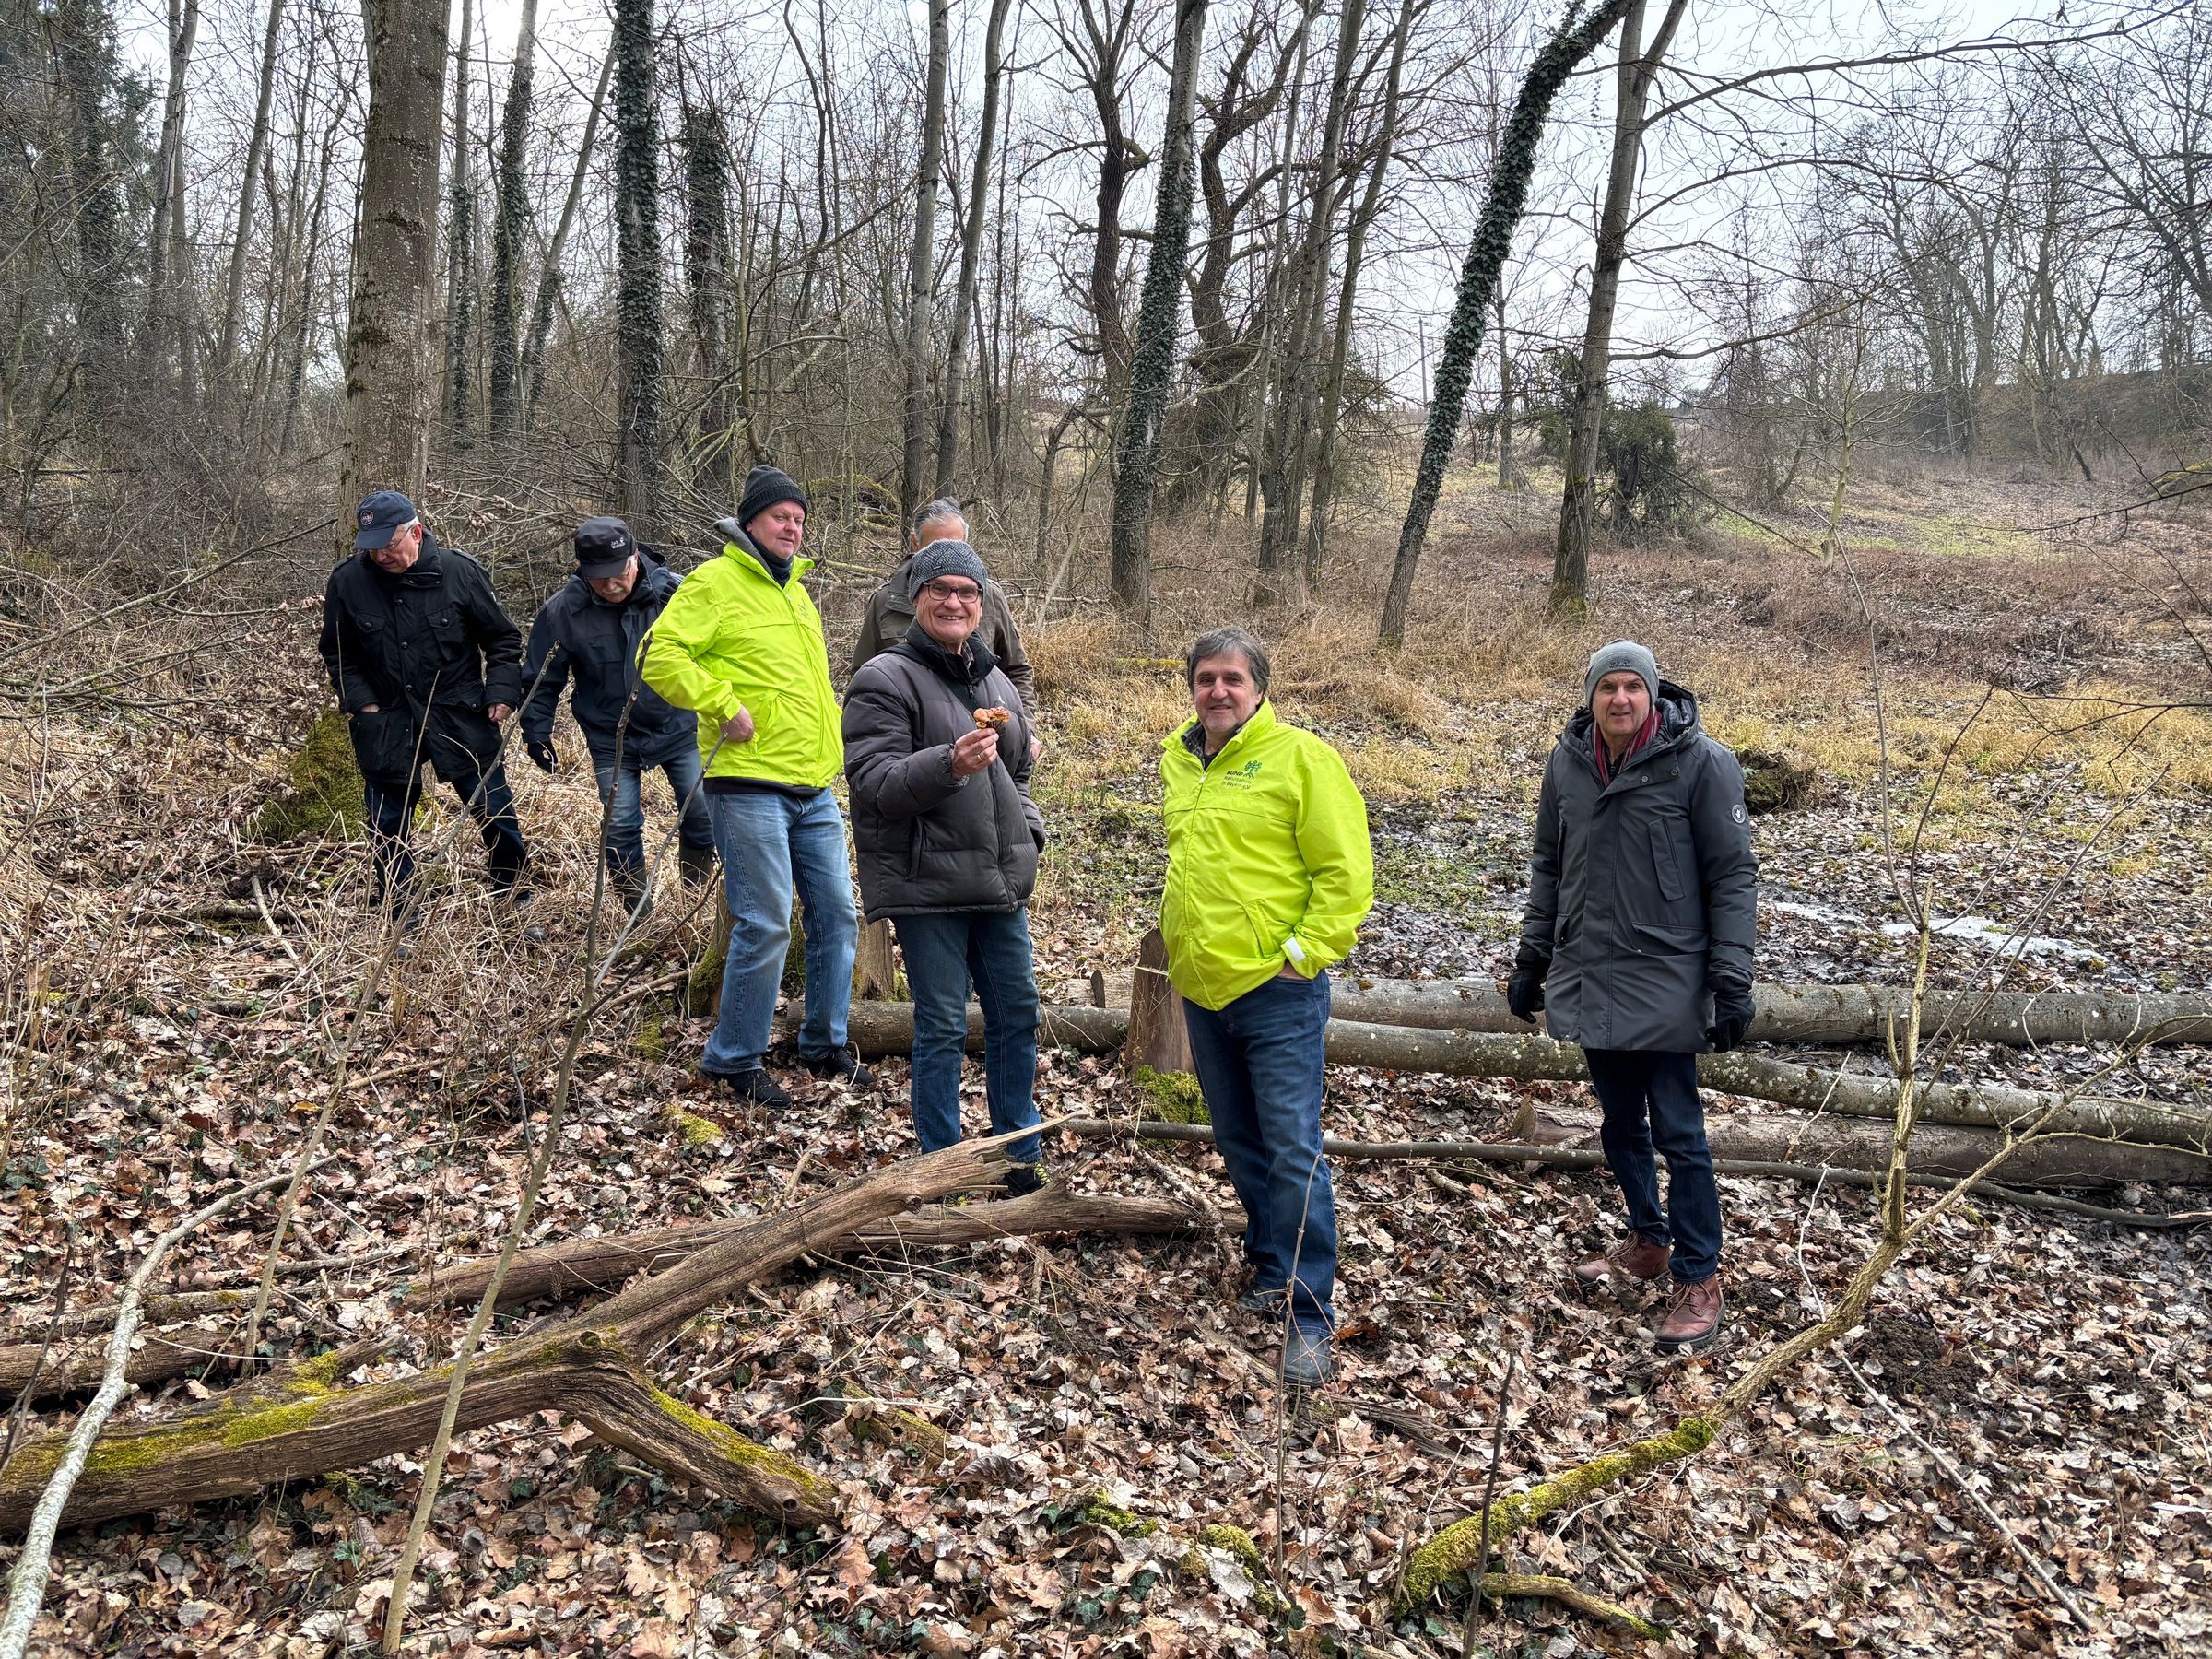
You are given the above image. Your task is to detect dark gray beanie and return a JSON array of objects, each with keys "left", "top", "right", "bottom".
[
  {"left": 1584, "top": 640, "right": 1658, "bottom": 708},
  {"left": 906, "top": 539, "right": 990, "bottom": 600}
]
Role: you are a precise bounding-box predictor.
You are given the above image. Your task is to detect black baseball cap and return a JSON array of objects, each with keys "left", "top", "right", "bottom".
[
  {"left": 353, "top": 489, "right": 417, "bottom": 550},
  {"left": 574, "top": 516, "right": 637, "bottom": 579}
]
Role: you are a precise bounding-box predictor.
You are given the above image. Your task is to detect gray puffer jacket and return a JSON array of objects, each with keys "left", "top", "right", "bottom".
[
  {"left": 842, "top": 627, "right": 1044, "bottom": 922},
  {"left": 1518, "top": 682, "right": 1758, "bottom": 1053}
]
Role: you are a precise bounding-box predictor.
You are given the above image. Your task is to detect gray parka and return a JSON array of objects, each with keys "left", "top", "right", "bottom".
[
  {"left": 1518, "top": 683, "right": 1759, "bottom": 1053},
  {"left": 842, "top": 628, "right": 1044, "bottom": 923}
]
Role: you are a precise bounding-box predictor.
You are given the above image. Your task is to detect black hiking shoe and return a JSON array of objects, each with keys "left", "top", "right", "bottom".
[
  {"left": 801, "top": 1046, "right": 876, "bottom": 1088},
  {"left": 1001, "top": 1162, "right": 1048, "bottom": 1198},
  {"left": 705, "top": 1067, "right": 792, "bottom": 1110}
]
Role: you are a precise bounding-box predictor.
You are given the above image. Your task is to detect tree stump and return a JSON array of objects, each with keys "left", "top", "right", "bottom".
[{"left": 1128, "top": 927, "right": 1194, "bottom": 1076}]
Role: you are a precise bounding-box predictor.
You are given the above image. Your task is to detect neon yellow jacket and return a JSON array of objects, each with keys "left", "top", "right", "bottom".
[
  {"left": 638, "top": 536, "right": 843, "bottom": 789},
  {"left": 1159, "top": 700, "right": 1375, "bottom": 1011}
]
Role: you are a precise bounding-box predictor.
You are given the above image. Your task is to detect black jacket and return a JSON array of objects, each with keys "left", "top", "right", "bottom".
[
  {"left": 1518, "top": 682, "right": 1759, "bottom": 1053},
  {"left": 850, "top": 553, "right": 1036, "bottom": 713},
  {"left": 520, "top": 548, "right": 697, "bottom": 767},
  {"left": 842, "top": 627, "right": 1044, "bottom": 923},
  {"left": 317, "top": 536, "right": 524, "bottom": 785}
]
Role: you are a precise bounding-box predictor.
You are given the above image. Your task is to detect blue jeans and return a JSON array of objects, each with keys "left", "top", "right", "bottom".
[
  {"left": 1182, "top": 971, "right": 1335, "bottom": 1335},
  {"left": 593, "top": 747, "right": 713, "bottom": 877},
  {"left": 893, "top": 910, "right": 1042, "bottom": 1165},
  {"left": 1584, "top": 1049, "right": 1723, "bottom": 1283},
  {"left": 365, "top": 761, "right": 526, "bottom": 900},
  {"left": 700, "top": 787, "right": 857, "bottom": 1075}
]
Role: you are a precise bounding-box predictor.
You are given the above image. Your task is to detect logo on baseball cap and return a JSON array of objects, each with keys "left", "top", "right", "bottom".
[
  {"left": 353, "top": 489, "right": 418, "bottom": 550},
  {"left": 574, "top": 516, "right": 637, "bottom": 580}
]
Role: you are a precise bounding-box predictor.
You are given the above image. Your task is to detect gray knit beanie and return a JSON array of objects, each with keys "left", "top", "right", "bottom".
[
  {"left": 1583, "top": 640, "right": 1658, "bottom": 708},
  {"left": 906, "top": 539, "right": 990, "bottom": 600}
]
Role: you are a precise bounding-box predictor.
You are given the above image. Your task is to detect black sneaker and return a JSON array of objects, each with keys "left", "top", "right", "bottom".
[
  {"left": 1236, "top": 1285, "right": 1289, "bottom": 1317},
  {"left": 801, "top": 1046, "right": 875, "bottom": 1088},
  {"left": 1002, "top": 1162, "right": 1047, "bottom": 1198},
  {"left": 705, "top": 1067, "right": 792, "bottom": 1110}
]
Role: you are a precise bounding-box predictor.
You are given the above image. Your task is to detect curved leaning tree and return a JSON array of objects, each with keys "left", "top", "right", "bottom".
[{"left": 1377, "top": 0, "right": 1638, "bottom": 647}]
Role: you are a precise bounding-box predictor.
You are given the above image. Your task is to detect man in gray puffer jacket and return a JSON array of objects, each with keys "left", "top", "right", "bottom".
[
  {"left": 843, "top": 540, "right": 1045, "bottom": 1193},
  {"left": 1510, "top": 641, "right": 1758, "bottom": 1353}
]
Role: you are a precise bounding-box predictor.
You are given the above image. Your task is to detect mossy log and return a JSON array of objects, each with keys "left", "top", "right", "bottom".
[
  {"left": 1328, "top": 977, "right": 2212, "bottom": 1049},
  {"left": 1395, "top": 1417, "right": 1717, "bottom": 1610},
  {"left": 0, "top": 1138, "right": 1012, "bottom": 1534},
  {"left": 251, "top": 710, "right": 365, "bottom": 842}
]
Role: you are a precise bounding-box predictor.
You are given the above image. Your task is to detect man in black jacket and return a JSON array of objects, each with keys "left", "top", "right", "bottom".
[
  {"left": 851, "top": 499, "right": 1036, "bottom": 719},
  {"left": 317, "top": 489, "right": 530, "bottom": 904},
  {"left": 842, "top": 540, "right": 1045, "bottom": 1193},
  {"left": 1510, "top": 641, "right": 1758, "bottom": 1353},
  {"left": 521, "top": 517, "right": 712, "bottom": 911}
]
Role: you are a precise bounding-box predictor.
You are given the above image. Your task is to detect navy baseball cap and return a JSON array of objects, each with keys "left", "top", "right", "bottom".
[
  {"left": 574, "top": 516, "right": 637, "bottom": 579},
  {"left": 353, "top": 489, "right": 418, "bottom": 550}
]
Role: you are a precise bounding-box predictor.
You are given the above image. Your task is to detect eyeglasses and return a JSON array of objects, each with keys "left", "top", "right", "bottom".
[{"left": 920, "top": 581, "right": 982, "bottom": 606}]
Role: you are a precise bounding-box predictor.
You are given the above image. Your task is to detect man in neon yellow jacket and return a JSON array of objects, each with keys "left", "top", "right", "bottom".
[
  {"left": 1159, "top": 627, "right": 1373, "bottom": 1388},
  {"left": 641, "top": 465, "right": 870, "bottom": 1107}
]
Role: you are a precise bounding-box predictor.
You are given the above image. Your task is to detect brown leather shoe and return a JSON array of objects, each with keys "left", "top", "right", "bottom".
[
  {"left": 1654, "top": 1275, "right": 1724, "bottom": 1353},
  {"left": 1572, "top": 1235, "right": 1671, "bottom": 1290}
]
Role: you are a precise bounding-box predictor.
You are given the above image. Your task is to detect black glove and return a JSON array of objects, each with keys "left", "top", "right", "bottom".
[
  {"left": 526, "top": 739, "right": 558, "bottom": 774},
  {"left": 1708, "top": 982, "right": 1756, "bottom": 1053},
  {"left": 1505, "top": 949, "right": 1547, "bottom": 1024}
]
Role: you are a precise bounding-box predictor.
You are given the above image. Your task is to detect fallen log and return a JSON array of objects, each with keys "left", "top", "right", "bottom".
[
  {"left": 0, "top": 1137, "right": 1014, "bottom": 1533},
  {"left": 412, "top": 1188, "right": 1218, "bottom": 1312},
  {"left": 1328, "top": 976, "right": 2212, "bottom": 1048},
  {"left": 834, "top": 1004, "right": 2212, "bottom": 1154},
  {"left": 1051, "top": 1120, "right": 2207, "bottom": 1224}
]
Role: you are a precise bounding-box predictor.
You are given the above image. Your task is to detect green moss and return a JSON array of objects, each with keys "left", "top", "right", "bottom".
[
  {"left": 1081, "top": 1494, "right": 1158, "bottom": 1537},
  {"left": 633, "top": 1014, "right": 668, "bottom": 1061},
  {"left": 253, "top": 709, "right": 365, "bottom": 842},
  {"left": 1396, "top": 1415, "right": 1716, "bottom": 1609},
  {"left": 222, "top": 1396, "right": 324, "bottom": 1445},
  {"left": 644, "top": 1384, "right": 839, "bottom": 1511},
  {"left": 1133, "top": 1066, "right": 1208, "bottom": 1124},
  {"left": 670, "top": 1106, "right": 723, "bottom": 1147}
]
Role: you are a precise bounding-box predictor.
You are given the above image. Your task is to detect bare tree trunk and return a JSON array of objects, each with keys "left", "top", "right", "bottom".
[
  {"left": 934, "top": 0, "right": 1015, "bottom": 500},
  {"left": 1303, "top": 0, "right": 1418, "bottom": 581},
  {"left": 1379, "top": 0, "right": 1634, "bottom": 647},
  {"left": 522, "top": 47, "right": 612, "bottom": 427},
  {"left": 900, "top": 0, "right": 952, "bottom": 525},
  {"left": 1547, "top": 0, "right": 1686, "bottom": 617},
  {"left": 1106, "top": 0, "right": 1209, "bottom": 632},
  {"left": 486, "top": 0, "right": 537, "bottom": 442},
  {"left": 442, "top": 0, "right": 477, "bottom": 445},
  {"left": 215, "top": 0, "right": 287, "bottom": 394},
  {"left": 612, "top": 0, "right": 663, "bottom": 528},
  {"left": 145, "top": 0, "right": 201, "bottom": 382},
  {"left": 343, "top": 0, "right": 452, "bottom": 511}
]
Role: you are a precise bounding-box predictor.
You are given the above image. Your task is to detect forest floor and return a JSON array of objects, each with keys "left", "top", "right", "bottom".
[{"left": 3, "top": 456, "right": 2211, "bottom": 1657}]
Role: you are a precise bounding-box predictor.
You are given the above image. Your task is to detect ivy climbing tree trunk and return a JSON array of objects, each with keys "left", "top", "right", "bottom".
[
  {"left": 900, "top": 0, "right": 952, "bottom": 526},
  {"left": 1548, "top": 0, "right": 1686, "bottom": 617},
  {"left": 487, "top": 0, "right": 537, "bottom": 442},
  {"left": 1377, "top": 0, "right": 1635, "bottom": 648},
  {"left": 343, "top": 0, "right": 451, "bottom": 514},
  {"left": 1107, "top": 0, "right": 1209, "bottom": 632},
  {"left": 682, "top": 100, "right": 736, "bottom": 487},
  {"left": 612, "top": 0, "right": 663, "bottom": 530},
  {"left": 934, "top": 0, "right": 1015, "bottom": 500}
]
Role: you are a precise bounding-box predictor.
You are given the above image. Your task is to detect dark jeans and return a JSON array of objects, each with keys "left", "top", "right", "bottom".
[
  {"left": 1182, "top": 971, "right": 1335, "bottom": 1336},
  {"left": 592, "top": 747, "right": 713, "bottom": 877},
  {"left": 1584, "top": 1048, "right": 1723, "bottom": 1283},
  {"left": 893, "top": 910, "right": 1042, "bottom": 1166},
  {"left": 364, "top": 760, "right": 526, "bottom": 900}
]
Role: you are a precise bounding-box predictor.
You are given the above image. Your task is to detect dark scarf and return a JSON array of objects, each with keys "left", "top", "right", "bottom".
[
  {"left": 901, "top": 619, "right": 998, "bottom": 689},
  {"left": 1593, "top": 703, "right": 1660, "bottom": 786},
  {"left": 757, "top": 548, "right": 793, "bottom": 586}
]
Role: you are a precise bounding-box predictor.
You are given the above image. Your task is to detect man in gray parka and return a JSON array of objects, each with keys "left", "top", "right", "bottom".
[
  {"left": 1509, "top": 641, "right": 1758, "bottom": 1353},
  {"left": 843, "top": 540, "right": 1045, "bottom": 1194}
]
